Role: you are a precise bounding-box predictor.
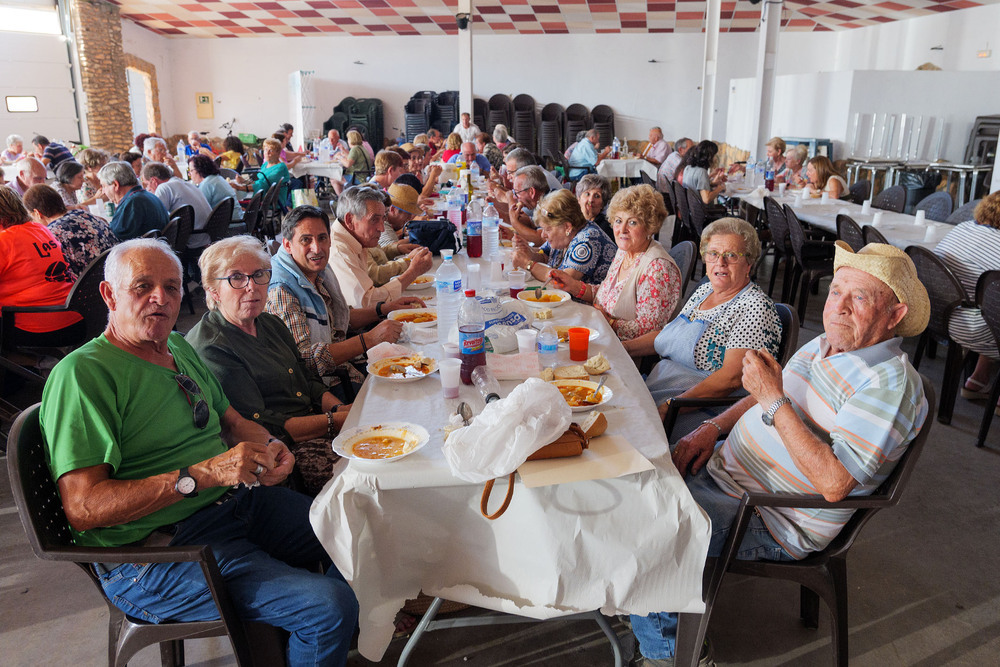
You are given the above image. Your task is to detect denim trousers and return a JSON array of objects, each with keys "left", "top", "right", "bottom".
[
  {"left": 630, "top": 466, "right": 794, "bottom": 659},
  {"left": 97, "top": 485, "right": 359, "bottom": 666}
]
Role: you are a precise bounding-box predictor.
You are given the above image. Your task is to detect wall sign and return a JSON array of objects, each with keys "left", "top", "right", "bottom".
[{"left": 196, "top": 92, "right": 213, "bottom": 119}]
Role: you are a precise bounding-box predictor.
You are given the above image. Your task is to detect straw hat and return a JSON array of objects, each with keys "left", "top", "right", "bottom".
[
  {"left": 833, "top": 241, "right": 929, "bottom": 337},
  {"left": 387, "top": 183, "right": 420, "bottom": 216}
]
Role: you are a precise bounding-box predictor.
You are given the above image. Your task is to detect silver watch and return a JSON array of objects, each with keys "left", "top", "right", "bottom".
[
  {"left": 761, "top": 397, "right": 791, "bottom": 426},
  {"left": 175, "top": 466, "right": 198, "bottom": 498}
]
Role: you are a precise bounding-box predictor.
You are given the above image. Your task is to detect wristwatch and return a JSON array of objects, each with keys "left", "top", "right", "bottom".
[
  {"left": 761, "top": 397, "right": 791, "bottom": 426},
  {"left": 175, "top": 467, "right": 198, "bottom": 498}
]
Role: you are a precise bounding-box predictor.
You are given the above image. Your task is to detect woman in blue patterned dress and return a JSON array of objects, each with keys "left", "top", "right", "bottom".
[
  {"left": 23, "top": 184, "right": 118, "bottom": 277},
  {"left": 510, "top": 188, "right": 617, "bottom": 287}
]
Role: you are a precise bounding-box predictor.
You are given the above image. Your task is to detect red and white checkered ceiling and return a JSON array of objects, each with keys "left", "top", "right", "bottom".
[{"left": 110, "top": 0, "right": 996, "bottom": 37}]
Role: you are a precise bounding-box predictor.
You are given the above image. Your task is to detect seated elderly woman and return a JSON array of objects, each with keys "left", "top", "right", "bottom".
[
  {"left": 188, "top": 154, "right": 244, "bottom": 222},
  {"left": 576, "top": 173, "right": 613, "bottom": 238},
  {"left": 0, "top": 185, "right": 83, "bottom": 346},
  {"left": 804, "top": 155, "right": 847, "bottom": 199},
  {"left": 440, "top": 132, "right": 463, "bottom": 163},
  {"left": 253, "top": 137, "right": 293, "bottom": 207},
  {"left": 936, "top": 192, "right": 1000, "bottom": 408},
  {"left": 186, "top": 235, "right": 350, "bottom": 496},
  {"left": 493, "top": 124, "right": 512, "bottom": 151},
  {"left": 622, "top": 217, "right": 782, "bottom": 437},
  {"left": 783, "top": 144, "right": 808, "bottom": 187},
  {"left": 22, "top": 184, "right": 118, "bottom": 277},
  {"left": 550, "top": 184, "right": 682, "bottom": 341},
  {"left": 511, "top": 188, "right": 617, "bottom": 286},
  {"left": 77, "top": 148, "right": 109, "bottom": 203},
  {"left": 333, "top": 130, "right": 371, "bottom": 194},
  {"left": 52, "top": 161, "right": 89, "bottom": 210},
  {"left": 1, "top": 134, "right": 24, "bottom": 164},
  {"left": 681, "top": 140, "right": 727, "bottom": 204}
]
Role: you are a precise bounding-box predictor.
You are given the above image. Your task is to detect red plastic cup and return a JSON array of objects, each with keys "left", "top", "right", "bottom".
[{"left": 568, "top": 327, "right": 590, "bottom": 362}]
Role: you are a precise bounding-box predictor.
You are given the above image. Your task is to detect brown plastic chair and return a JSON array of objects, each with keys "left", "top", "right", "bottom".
[
  {"left": 974, "top": 270, "right": 1000, "bottom": 447},
  {"left": 6, "top": 404, "right": 287, "bottom": 667},
  {"left": 835, "top": 214, "right": 864, "bottom": 252},
  {"left": 674, "top": 374, "right": 936, "bottom": 667}
]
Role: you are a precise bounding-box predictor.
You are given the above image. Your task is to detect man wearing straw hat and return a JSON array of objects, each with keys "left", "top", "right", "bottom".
[{"left": 631, "top": 242, "right": 931, "bottom": 666}]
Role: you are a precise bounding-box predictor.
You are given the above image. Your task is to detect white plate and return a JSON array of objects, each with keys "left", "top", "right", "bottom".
[
  {"left": 409, "top": 275, "right": 435, "bottom": 290},
  {"left": 517, "top": 288, "right": 571, "bottom": 308},
  {"left": 366, "top": 355, "right": 438, "bottom": 382},
  {"left": 548, "top": 379, "right": 613, "bottom": 412},
  {"left": 387, "top": 308, "right": 438, "bottom": 328},
  {"left": 332, "top": 422, "right": 430, "bottom": 462}
]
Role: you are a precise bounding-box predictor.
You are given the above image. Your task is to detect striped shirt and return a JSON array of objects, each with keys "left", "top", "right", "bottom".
[
  {"left": 935, "top": 221, "right": 1000, "bottom": 359},
  {"left": 706, "top": 335, "right": 927, "bottom": 559}
]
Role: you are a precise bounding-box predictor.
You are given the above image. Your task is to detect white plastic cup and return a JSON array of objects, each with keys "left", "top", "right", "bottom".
[
  {"left": 515, "top": 328, "right": 538, "bottom": 354},
  {"left": 861, "top": 200, "right": 872, "bottom": 215},
  {"left": 821, "top": 191, "right": 830, "bottom": 204},
  {"left": 777, "top": 182, "right": 787, "bottom": 196},
  {"left": 466, "top": 263, "right": 481, "bottom": 292},
  {"left": 507, "top": 269, "right": 526, "bottom": 290},
  {"left": 872, "top": 211, "right": 884, "bottom": 227},
  {"left": 914, "top": 210, "right": 927, "bottom": 225},
  {"left": 794, "top": 192, "right": 804, "bottom": 207},
  {"left": 442, "top": 342, "right": 460, "bottom": 359},
  {"left": 924, "top": 224, "right": 937, "bottom": 242},
  {"left": 439, "top": 358, "right": 462, "bottom": 399}
]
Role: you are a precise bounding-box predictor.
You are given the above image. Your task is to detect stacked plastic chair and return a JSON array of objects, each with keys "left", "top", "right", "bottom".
[
  {"left": 539, "top": 103, "right": 565, "bottom": 157},
  {"left": 512, "top": 94, "right": 537, "bottom": 153},
  {"left": 433, "top": 91, "right": 460, "bottom": 137},
  {"left": 404, "top": 96, "right": 431, "bottom": 142},
  {"left": 565, "top": 104, "right": 592, "bottom": 149},
  {"left": 473, "top": 98, "right": 488, "bottom": 133},
  {"left": 487, "top": 94, "right": 512, "bottom": 136},
  {"left": 592, "top": 105, "right": 615, "bottom": 149},
  {"left": 322, "top": 111, "right": 349, "bottom": 138},
  {"left": 351, "top": 98, "right": 383, "bottom": 147}
]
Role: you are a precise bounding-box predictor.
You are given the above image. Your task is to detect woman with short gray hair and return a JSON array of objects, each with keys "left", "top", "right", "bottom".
[
  {"left": 575, "top": 173, "right": 612, "bottom": 238},
  {"left": 54, "top": 160, "right": 87, "bottom": 210},
  {"left": 2, "top": 134, "right": 24, "bottom": 164}
]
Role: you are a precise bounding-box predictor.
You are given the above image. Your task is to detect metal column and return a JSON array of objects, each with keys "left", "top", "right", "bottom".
[
  {"left": 699, "top": 0, "right": 722, "bottom": 140},
  {"left": 750, "top": 0, "right": 783, "bottom": 159}
]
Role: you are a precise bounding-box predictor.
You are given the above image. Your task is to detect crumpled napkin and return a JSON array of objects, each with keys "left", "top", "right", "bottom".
[
  {"left": 442, "top": 378, "right": 572, "bottom": 482},
  {"left": 399, "top": 322, "right": 438, "bottom": 345},
  {"left": 366, "top": 342, "right": 414, "bottom": 362}
]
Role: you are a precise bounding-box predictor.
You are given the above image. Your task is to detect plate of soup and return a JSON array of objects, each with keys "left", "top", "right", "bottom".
[
  {"left": 388, "top": 308, "right": 438, "bottom": 327},
  {"left": 332, "top": 422, "right": 430, "bottom": 462},
  {"left": 410, "top": 274, "right": 435, "bottom": 290},
  {"left": 516, "top": 288, "right": 571, "bottom": 308},
  {"left": 367, "top": 355, "right": 438, "bottom": 382},
  {"left": 548, "top": 379, "right": 614, "bottom": 412}
]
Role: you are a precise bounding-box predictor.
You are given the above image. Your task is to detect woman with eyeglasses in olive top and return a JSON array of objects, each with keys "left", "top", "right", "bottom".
[
  {"left": 186, "top": 235, "right": 349, "bottom": 496},
  {"left": 621, "top": 218, "right": 782, "bottom": 438}
]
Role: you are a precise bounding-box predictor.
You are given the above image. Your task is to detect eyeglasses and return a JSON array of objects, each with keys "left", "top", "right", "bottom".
[
  {"left": 215, "top": 269, "right": 271, "bottom": 289},
  {"left": 512, "top": 187, "right": 530, "bottom": 197},
  {"left": 175, "top": 374, "right": 210, "bottom": 429},
  {"left": 702, "top": 250, "right": 748, "bottom": 263}
]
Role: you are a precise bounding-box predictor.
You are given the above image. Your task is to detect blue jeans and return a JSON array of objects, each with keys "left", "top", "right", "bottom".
[
  {"left": 630, "top": 467, "right": 794, "bottom": 659},
  {"left": 97, "top": 486, "right": 358, "bottom": 666}
]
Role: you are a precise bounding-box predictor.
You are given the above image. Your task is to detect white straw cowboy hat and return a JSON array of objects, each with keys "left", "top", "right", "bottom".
[{"left": 833, "top": 241, "right": 930, "bottom": 338}]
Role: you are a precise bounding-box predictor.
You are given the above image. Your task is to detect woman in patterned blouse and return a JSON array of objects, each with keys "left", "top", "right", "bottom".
[
  {"left": 511, "top": 189, "right": 617, "bottom": 286},
  {"left": 23, "top": 184, "right": 118, "bottom": 277},
  {"left": 550, "top": 184, "right": 682, "bottom": 341}
]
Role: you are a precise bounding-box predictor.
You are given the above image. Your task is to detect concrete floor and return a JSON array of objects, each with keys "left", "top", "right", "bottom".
[{"left": 2, "top": 264, "right": 999, "bottom": 667}]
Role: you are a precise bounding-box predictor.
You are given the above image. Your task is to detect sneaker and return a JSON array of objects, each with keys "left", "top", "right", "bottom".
[{"left": 630, "top": 638, "right": 715, "bottom": 667}]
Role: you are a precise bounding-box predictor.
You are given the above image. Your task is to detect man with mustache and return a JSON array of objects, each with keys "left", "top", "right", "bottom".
[{"left": 39, "top": 238, "right": 359, "bottom": 664}]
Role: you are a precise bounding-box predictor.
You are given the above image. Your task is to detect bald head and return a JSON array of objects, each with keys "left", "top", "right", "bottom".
[
  {"left": 460, "top": 142, "right": 477, "bottom": 164},
  {"left": 17, "top": 157, "right": 46, "bottom": 188}
]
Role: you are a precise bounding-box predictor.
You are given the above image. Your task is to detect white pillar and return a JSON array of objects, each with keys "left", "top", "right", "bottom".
[
  {"left": 700, "top": 0, "right": 721, "bottom": 140},
  {"left": 457, "top": 0, "right": 473, "bottom": 118},
  {"left": 749, "top": 0, "right": 782, "bottom": 158}
]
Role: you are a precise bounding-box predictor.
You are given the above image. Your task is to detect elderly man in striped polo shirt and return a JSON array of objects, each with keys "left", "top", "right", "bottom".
[{"left": 630, "top": 241, "right": 931, "bottom": 667}]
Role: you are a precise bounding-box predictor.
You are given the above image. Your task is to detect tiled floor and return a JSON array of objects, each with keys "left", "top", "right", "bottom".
[{"left": 2, "top": 261, "right": 999, "bottom": 666}]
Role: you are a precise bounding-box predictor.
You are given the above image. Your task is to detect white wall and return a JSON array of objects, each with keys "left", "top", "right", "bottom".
[
  {"left": 0, "top": 31, "right": 79, "bottom": 145},
  {"left": 121, "top": 20, "right": 175, "bottom": 138}
]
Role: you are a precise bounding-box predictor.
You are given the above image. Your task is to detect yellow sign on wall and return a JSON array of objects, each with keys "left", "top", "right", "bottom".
[{"left": 195, "top": 92, "right": 213, "bottom": 119}]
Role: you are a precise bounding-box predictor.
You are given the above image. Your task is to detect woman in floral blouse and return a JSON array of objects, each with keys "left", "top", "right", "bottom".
[
  {"left": 550, "top": 184, "right": 681, "bottom": 341},
  {"left": 23, "top": 184, "right": 118, "bottom": 276}
]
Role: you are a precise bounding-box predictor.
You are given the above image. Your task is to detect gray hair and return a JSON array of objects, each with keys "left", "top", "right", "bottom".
[
  {"left": 505, "top": 147, "right": 535, "bottom": 171},
  {"left": 198, "top": 235, "right": 271, "bottom": 311},
  {"left": 674, "top": 138, "right": 693, "bottom": 152},
  {"left": 585, "top": 128, "right": 600, "bottom": 140},
  {"left": 55, "top": 160, "right": 84, "bottom": 185},
  {"left": 6, "top": 134, "right": 23, "bottom": 149},
  {"left": 143, "top": 136, "right": 167, "bottom": 155},
  {"left": 105, "top": 238, "right": 182, "bottom": 289},
  {"left": 98, "top": 161, "right": 139, "bottom": 188},
  {"left": 514, "top": 166, "right": 550, "bottom": 196},
  {"left": 336, "top": 185, "right": 386, "bottom": 223},
  {"left": 700, "top": 217, "right": 762, "bottom": 266},
  {"left": 141, "top": 162, "right": 172, "bottom": 183},
  {"left": 492, "top": 124, "right": 509, "bottom": 143},
  {"left": 575, "top": 174, "right": 611, "bottom": 204},
  {"left": 17, "top": 156, "right": 43, "bottom": 179}
]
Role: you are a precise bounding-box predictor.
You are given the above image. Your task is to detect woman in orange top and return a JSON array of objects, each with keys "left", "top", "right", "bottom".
[{"left": 0, "top": 185, "right": 83, "bottom": 345}]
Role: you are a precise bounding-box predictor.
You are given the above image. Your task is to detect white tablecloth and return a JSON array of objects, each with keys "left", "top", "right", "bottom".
[
  {"left": 289, "top": 160, "right": 343, "bottom": 181},
  {"left": 597, "top": 158, "right": 658, "bottom": 181},
  {"left": 739, "top": 190, "right": 951, "bottom": 251},
  {"left": 309, "top": 255, "right": 711, "bottom": 660}
]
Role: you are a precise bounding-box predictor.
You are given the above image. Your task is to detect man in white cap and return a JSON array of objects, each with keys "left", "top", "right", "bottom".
[{"left": 631, "top": 241, "right": 931, "bottom": 666}]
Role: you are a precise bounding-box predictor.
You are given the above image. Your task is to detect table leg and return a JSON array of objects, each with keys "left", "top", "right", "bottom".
[
  {"left": 397, "top": 597, "right": 443, "bottom": 667},
  {"left": 958, "top": 172, "right": 967, "bottom": 208},
  {"left": 589, "top": 610, "right": 624, "bottom": 667}
]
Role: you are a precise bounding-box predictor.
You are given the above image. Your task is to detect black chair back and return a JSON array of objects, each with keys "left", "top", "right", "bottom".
[
  {"left": 862, "top": 225, "right": 889, "bottom": 245},
  {"left": 242, "top": 189, "right": 265, "bottom": 238},
  {"left": 913, "top": 190, "right": 953, "bottom": 222},
  {"left": 66, "top": 250, "right": 111, "bottom": 341},
  {"left": 872, "top": 184, "right": 906, "bottom": 213},
  {"left": 848, "top": 179, "right": 871, "bottom": 205},
  {"left": 763, "top": 197, "right": 788, "bottom": 251},
  {"left": 836, "top": 214, "right": 864, "bottom": 252},
  {"left": 906, "top": 246, "right": 969, "bottom": 342},
  {"left": 671, "top": 181, "right": 688, "bottom": 232},
  {"left": 169, "top": 205, "right": 195, "bottom": 253},
  {"left": 640, "top": 171, "right": 655, "bottom": 187},
  {"left": 783, "top": 205, "right": 809, "bottom": 265},
  {"left": 975, "top": 271, "right": 1000, "bottom": 446},
  {"left": 774, "top": 303, "right": 800, "bottom": 366},
  {"left": 685, "top": 187, "right": 708, "bottom": 236},
  {"left": 205, "top": 198, "right": 236, "bottom": 242},
  {"left": 945, "top": 198, "right": 980, "bottom": 225},
  {"left": 668, "top": 240, "right": 697, "bottom": 305},
  {"left": 160, "top": 216, "right": 179, "bottom": 248}
]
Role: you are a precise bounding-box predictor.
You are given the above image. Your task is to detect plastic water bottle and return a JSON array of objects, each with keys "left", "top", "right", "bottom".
[
  {"left": 435, "top": 249, "right": 463, "bottom": 345},
  {"left": 458, "top": 289, "right": 486, "bottom": 384},
  {"left": 764, "top": 157, "right": 775, "bottom": 192},
  {"left": 469, "top": 160, "right": 480, "bottom": 182},
  {"left": 612, "top": 137, "right": 621, "bottom": 160},
  {"left": 746, "top": 158, "right": 756, "bottom": 188},
  {"left": 472, "top": 365, "right": 501, "bottom": 404},
  {"left": 466, "top": 197, "right": 483, "bottom": 258},
  {"left": 176, "top": 140, "right": 186, "bottom": 160},
  {"left": 537, "top": 323, "right": 559, "bottom": 368},
  {"left": 482, "top": 202, "right": 500, "bottom": 259},
  {"left": 756, "top": 159, "right": 766, "bottom": 187}
]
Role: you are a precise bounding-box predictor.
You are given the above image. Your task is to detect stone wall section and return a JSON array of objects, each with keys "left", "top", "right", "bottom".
[{"left": 124, "top": 53, "right": 162, "bottom": 137}]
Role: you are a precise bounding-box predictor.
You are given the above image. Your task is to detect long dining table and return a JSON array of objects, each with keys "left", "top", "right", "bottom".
[{"left": 309, "top": 252, "right": 711, "bottom": 662}]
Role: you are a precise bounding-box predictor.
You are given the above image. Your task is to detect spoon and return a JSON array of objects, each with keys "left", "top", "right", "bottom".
[
  {"left": 457, "top": 402, "right": 473, "bottom": 426},
  {"left": 589, "top": 375, "right": 608, "bottom": 403},
  {"left": 534, "top": 277, "right": 552, "bottom": 299}
]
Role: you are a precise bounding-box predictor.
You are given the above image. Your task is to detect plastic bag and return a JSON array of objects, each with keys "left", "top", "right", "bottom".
[
  {"left": 441, "top": 378, "right": 572, "bottom": 483},
  {"left": 480, "top": 294, "right": 532, "bottom": 354}
]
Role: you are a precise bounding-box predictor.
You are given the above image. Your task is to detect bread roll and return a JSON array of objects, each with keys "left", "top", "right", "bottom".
[{"left": 583, "top": 352, "right": 610, "bottom": 375}]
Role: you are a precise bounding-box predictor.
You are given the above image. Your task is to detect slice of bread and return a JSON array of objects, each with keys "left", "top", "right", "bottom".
[
  {"left": 583, "top": 352, "right": 610, "bottom": 375},
  {"left": 539, "top": 367, "right": 555, "bottom": 382},
  {"left": 534, "top": 308, "right": 554, "bottom": 320},
  {"left": 554, "top": 365, "right": 589, "bottom": 381}
]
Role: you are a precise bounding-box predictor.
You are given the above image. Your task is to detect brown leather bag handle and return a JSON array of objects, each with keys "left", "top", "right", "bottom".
[{"left": 480, "top": 473, "right": 516, "bottom": 520}]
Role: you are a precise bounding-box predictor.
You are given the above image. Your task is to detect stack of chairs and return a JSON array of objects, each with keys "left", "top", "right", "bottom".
[
  {"left": 404, "top": 94, "right": 432, "bottom": 142},
  {"left": 347, "top": 98, "right": 384, "bottom": 148},
  {"left": 565, "top": 103, "right": 591, "bottom": 149},
  {"left": 433, "top": 91, "right": 460, "bottom": 137},
  {"left": 512, "top": 94, "right": 537, "bottom": 152},
  {"left": 592, "top": 105, "right": 615, "bottom": 148},
  {"left": 487, "top": 94, "right": 512, "bottom": 136},
  {"left": 322, "top": 110, "right": 349, "bottom": 138},
  {"left": 539, "top": 103, "right": 565, "bottom": 157},
  {"left": 473, "top": 98, "right": 488, "bottom": 134}
]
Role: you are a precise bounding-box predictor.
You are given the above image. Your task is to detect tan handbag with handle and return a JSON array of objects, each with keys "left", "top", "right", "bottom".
[{"left": 480, "top": 412, "right": 608, "bottom": 520}]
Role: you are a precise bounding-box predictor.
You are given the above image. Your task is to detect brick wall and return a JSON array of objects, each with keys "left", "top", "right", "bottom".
[{"left": 70, "top": 0, "right": 134, "bottom": 152}]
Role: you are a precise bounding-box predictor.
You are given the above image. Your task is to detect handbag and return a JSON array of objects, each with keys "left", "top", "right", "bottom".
[
  {"left": 406, "top": 219, "right": 459, "bottom": 255},
  {"left": 479, "top": 413, "right": 608, "bottom": 520}
]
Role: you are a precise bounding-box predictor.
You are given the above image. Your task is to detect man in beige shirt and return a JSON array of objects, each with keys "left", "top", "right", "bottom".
[{"left": 330, "top": 185, "right": 433, "bottom": 308}]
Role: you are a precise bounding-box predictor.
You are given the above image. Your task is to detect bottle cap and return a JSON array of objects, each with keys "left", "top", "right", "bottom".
[{"left": 465, "top": 289, "right": 476, "bottom": 297}]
